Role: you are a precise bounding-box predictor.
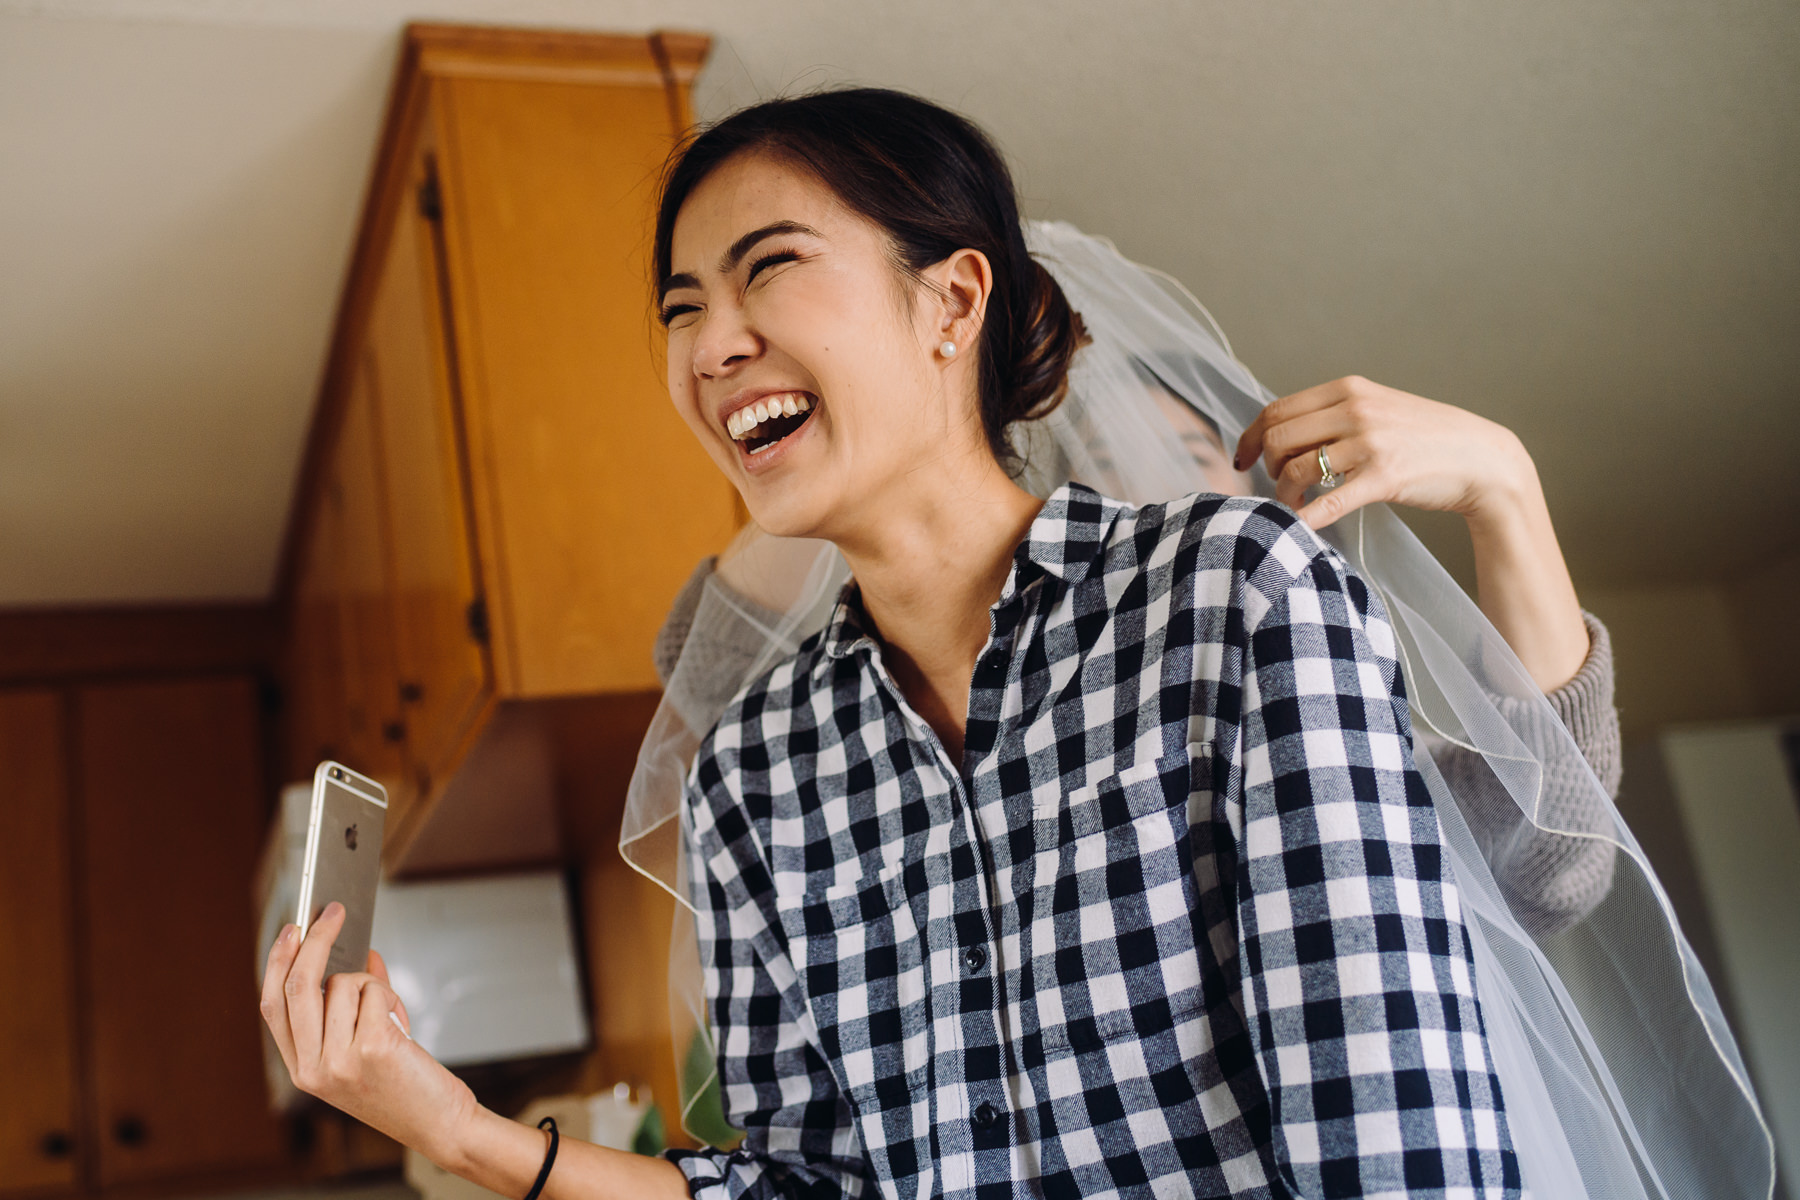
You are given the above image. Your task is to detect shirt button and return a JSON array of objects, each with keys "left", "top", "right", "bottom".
[
  {"left": 973, "top": 1102, "right": 1000, "bottom": 1130},
  {"left": 963, "top": 944, "right": 987, "bottom": 973}
]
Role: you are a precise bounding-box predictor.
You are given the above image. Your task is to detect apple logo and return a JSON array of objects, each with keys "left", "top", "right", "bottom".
[{"left": 345, "top": 824, "right": 359, "bottom": 851}]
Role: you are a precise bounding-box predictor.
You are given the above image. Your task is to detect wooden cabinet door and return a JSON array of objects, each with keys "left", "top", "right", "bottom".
[
  {"left": 366, "top": 153, "right": 492, "bottom": 813},
  {"left": 331, "top": 363, "right": 409, "bottom": 806},
  {"left": 0, "top": 691, "right": 81, "bottom": 1193},
  {"left": 438, "top": 71, "right": 741, "bottom": 697},
  {"left": 77, "top": 678, "right": 286, "bottom": 1186}
]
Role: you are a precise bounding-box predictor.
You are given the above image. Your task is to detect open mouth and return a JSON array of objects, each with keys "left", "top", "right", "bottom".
[{"left": 727, "top": 392, "right": 817, "bottom": 457}]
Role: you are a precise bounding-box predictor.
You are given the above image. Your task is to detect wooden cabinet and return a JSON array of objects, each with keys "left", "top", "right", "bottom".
[
  {"left": 0, "top": 678, "right": 286, "bottom": 1194},
  {"left": 0, "top": 692, "right": 80, "bottom": 1193},
  {"left": 79, "top": 678, "right": 287, "bottom": 1185},
  {"left": 280, "top": 26, "right": 737, "bottom": 864}
]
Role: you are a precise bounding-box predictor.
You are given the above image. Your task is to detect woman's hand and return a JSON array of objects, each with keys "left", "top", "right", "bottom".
[
  {"left": 1235, "top": 375, "right": 1591, "bottom": 693},
  {"left": 260, "top": 902, "right": 479, "bottom": 1165},
  {"left": 1233, "top": 375, "right": 1535, "bottom": 531}
]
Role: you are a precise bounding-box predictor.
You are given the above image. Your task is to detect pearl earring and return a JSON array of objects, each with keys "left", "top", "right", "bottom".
[{"left": 938, "top": 340, "right": 957, "bottom": 359}]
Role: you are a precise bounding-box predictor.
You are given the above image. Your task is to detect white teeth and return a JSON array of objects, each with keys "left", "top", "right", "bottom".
[{"left": 726, "top": 393, "right": 817, "bottom": 442}]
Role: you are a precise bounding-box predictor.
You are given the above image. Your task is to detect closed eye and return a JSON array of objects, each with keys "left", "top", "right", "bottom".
[
  {"left": 745, "top": 248, "right": 803, "bottom": 285},
  {"left": 659, "top": 250, "right": 802, "bottom": 326},
  {"left": 658, "top": 302, "right": 699, "bottom": 328}
]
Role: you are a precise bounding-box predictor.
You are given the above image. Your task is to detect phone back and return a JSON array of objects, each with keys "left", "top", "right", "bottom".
[{"left": 297, "top": 763, "right": 387, "bottom": 979}]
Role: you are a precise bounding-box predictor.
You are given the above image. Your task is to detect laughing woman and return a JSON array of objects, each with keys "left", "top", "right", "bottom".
[
  {"left": 263, "top": 88, "right": 1527, "bottom": 1198},
  {"left": 642, "top": 92, "right": 1516, "bottom": 1199}
]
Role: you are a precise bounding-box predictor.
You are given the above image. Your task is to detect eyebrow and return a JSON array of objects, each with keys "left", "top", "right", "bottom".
[{"left": 658, "top": 220, "right": 821, "bottom": 302}]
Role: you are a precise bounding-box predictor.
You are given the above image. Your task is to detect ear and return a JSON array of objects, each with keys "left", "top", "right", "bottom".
[{"left": 921, "top": 248, "right": 992, "bottom": 349}]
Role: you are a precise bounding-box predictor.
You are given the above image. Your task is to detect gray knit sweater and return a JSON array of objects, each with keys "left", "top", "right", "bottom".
[
  {"left": 653, "top": 559, "right": 1621, "bottom": 938},
  {"left": 1430, "top": 611, "right": 1621, "bottom": 937}
]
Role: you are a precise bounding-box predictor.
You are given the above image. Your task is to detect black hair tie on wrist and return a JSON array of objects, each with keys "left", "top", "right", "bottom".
[{"left": 522, "top": 1116, "right": 558, "bottom": 1200}]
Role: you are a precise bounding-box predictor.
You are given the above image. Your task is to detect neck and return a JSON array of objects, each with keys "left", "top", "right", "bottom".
[{"left": 832, "top": 445, "right": 1043, "bottom": 763}]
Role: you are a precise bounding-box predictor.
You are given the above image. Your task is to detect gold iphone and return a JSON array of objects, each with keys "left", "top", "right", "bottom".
[{"left": 295, "top": 761, "right": 388, "bottom": 979}]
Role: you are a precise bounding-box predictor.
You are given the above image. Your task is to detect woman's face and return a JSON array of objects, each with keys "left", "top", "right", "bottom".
[
  {"left": 661, "top": 152, "right": 982, "bottom": 541},
  {"left": 1152, "top": 387, "right": 1253, "bottom": 497}
]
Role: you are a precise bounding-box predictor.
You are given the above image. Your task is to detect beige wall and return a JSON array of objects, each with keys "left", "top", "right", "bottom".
[
  {"left": 1584, "top": 551, "right": 1798, "bottom": 1199},
  {"left": 1583, "top": 550, "right": 1800, "bottom": 739},
  {"left": 1723, "top": 553, "right": 1800, "bottom": 718}
]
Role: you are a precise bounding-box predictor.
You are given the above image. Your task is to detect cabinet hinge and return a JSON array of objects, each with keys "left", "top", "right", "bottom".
[
  {"left": 466, "top": 597, "right": 490, "bottom": 645},
  {"left": 417, "top": 175, "right": 443, "bottom": 223}
]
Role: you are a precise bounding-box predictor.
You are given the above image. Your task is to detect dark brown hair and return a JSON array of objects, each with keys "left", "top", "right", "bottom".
[{"left": 652, "top": 87, "right": 1084, "bottom": 467}]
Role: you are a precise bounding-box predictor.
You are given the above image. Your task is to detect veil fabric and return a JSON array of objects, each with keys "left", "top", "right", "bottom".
[{"left": 621, "top": 219, "right": 1775, "bottom": 1197}]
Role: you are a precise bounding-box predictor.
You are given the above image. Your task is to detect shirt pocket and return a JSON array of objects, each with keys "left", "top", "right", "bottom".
[
  {"left": 773, "top": 860, "right": 931, "bottom": 1114},
  {"left": 1028, "top": 748, "right": 1212, "bottom": 1056}
]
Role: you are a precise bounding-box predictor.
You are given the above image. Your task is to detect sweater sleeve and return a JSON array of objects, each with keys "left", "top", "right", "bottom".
[
  {"left": 1430, "top": 611, "right": 1620, "bottom": 938},
  {"left": 654, "top": 556, "right": 718, "bottom": 688},
  {"left": 1544, "top": 611, "right": 1622, "bottom": 799},
  {"left": 654, "top": 556, "right": 795, "bottom": 732}
]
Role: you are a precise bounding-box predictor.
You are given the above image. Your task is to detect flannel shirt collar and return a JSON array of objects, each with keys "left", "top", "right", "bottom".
[{"left": 817, "top": 482, "right": 1128, "bottom": 664}]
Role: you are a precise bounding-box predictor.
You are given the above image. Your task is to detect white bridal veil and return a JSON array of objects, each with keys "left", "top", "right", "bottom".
[{"left": 621, "top": 219, "right": 1775, "bottom": 1198}]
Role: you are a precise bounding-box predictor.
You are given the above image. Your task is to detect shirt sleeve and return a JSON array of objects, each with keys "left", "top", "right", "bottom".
[
  {"left": 668, "top": 781, "right": 876, "bottom": 1200},
  {"left": 1230, "top": 544, "right": 1521, "bottom": 1198}
]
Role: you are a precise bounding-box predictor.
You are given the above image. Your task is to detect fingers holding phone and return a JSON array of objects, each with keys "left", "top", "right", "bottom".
[
  {"left": 258, "top": 900, "right": 477, "bottom": 1162},
  {"left": 283, "top": 899, "right": 345, "bottom": 1071},
  {"left": 259, "top": 916, "right": 305, "bottom": 1074}
]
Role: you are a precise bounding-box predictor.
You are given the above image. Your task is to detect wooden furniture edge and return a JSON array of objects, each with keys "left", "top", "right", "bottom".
[
  {"left": 650, "top": 30, "right": 713, "bottom": 87},
  {"left": 422, "top": 82, "right": 520, "bottom": 698},
  {"left": 649, "top": 31, "right": 713, "bottom": 136},
  {"left": 379, "top": 684, "right": 500, "bottom": 872},
  {"left": 267, "top": 29, "right": 436, "bottom": 616},
  {"left": 408, "top": 21, "right": 674, "bottom": 65}
]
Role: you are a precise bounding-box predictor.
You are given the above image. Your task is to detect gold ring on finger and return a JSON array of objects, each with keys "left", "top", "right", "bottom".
[{"left": 1317, "top": 444, "right": 1341, "bottom": 489}]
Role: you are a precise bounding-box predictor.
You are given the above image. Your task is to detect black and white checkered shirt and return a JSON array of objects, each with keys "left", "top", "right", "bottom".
[{"left": 671, "top": 484, "right": 1519, "bottom": 1199}]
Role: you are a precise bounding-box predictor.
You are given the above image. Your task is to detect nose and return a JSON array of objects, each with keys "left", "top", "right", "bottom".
[{"left": 690, "top": 304, "right": 761, "bottom": 380}]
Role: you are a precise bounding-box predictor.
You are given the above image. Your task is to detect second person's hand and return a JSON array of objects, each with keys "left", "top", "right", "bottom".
[
  {"left": 1235, "top": 374, "right": 1590, "bottom": 691},
  {"left": 1234, "top": 375, "right": 1539, "bottom": 531}
]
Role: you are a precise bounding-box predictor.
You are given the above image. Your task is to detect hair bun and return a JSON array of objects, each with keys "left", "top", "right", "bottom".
[{"left": 999, "top": 257, "right": 1087, "bottom": 435}]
